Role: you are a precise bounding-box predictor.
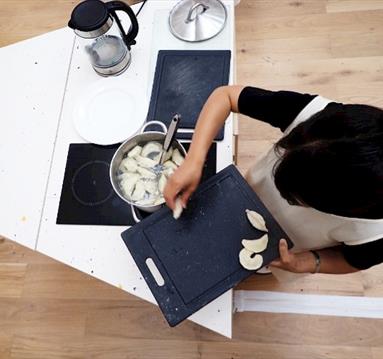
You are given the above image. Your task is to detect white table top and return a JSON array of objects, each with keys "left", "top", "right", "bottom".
[{"left": 0, "top": 0, "right": 236, "bottom": 337}]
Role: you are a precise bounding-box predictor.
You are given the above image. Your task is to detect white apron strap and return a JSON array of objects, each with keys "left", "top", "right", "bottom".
[{"left": 284, "top": 96, "right": 333, "bottom": 135}]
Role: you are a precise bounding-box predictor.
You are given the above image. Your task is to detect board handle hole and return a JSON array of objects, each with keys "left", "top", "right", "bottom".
[{"left": 145, "top": 258, "right": 165, "bottom": 286}]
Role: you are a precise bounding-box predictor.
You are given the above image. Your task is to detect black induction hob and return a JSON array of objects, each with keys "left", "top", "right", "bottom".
[{"left": 56, "top": 142, "right": 217, "bottom": 226}]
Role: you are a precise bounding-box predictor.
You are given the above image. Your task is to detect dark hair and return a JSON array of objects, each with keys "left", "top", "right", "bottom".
[{"left": 273, "top": 103, "right": 383, "bottom": 219}]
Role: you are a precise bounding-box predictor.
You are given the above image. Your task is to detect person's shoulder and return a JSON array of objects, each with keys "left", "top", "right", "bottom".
[{"left": 237, "top": 87, "right": 317, "bottom": 131}]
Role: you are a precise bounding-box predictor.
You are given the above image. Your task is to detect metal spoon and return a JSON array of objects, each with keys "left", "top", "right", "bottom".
[{"left": 159, "top": 113, "right": 181, "bottom": 165}]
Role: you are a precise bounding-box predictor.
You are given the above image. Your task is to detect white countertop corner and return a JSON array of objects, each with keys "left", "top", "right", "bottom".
[{"left": 0, "top": 28, "right": 74, "bottom": 249}]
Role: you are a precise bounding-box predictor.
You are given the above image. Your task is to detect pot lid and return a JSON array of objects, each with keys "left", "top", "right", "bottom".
[{"left": 169, "top": 0, "right": 227, "bottom": 42}]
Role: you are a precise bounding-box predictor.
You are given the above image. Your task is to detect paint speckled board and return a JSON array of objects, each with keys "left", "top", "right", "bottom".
[{"left": 121, "top": 165, "right": 293, "bottom": 326}]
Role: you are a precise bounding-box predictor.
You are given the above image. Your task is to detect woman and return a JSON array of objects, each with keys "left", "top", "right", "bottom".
[{"left": 164, "top": 86, "right": 383, "bottom": 275}]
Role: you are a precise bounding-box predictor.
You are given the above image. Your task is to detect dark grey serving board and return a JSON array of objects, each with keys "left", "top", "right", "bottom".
[
  {"left": 146, "top": 50, "right": 231, "bottom": 140},
  {"left": 121, "top": 165, "right": 292, "bottom": 327}
]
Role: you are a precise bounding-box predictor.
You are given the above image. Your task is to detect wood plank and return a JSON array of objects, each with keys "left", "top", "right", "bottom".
[
  {"left": 233, "top": 312, "right": 383, "bottom": 346},
  {"left": 84, "top": 301, "right": 223, "bottom": 342},
  {"left": 9, "top": 336, "right": 376, "bottom": 359},
  {"left": 0, "top": 0, "right": 80, "bottom": 47},
  {"left": 326, "top": 0, "right": 383, "bottom": 13},
  {"left": 0, "top": 298, "right": 86, "bottom": 338},
  {"left": 236, "top": 271, "right": 365, "bottom": 296},
  {"left": 0, "top": 334, "right": 12, "bottom": 359},
  {"left": 330, "top": 31, "right": 383, "bottom": 58},
  {"left": 372, "top": 347, "right": 383, "bottom": 359},
  {"left": 22, "top": 263, "right": 139, "bottom": 301},
  {"left": 236, "top": 10, "right": 383, "bottom": 41},
  {"left": 236, "top": 56, "right": 383, "bottom": 109},
  {"left": 237, "top": 0, "right": 327, "bottom": 18},
  {"left": 361, "top": 264, "right": 383, "bottom": 297},
  {"left": 199, "top": 341, "right": 373, "bottom": 359},
  {"left": 0, "top": 262, "right": 27, "bottom": 298},
  {"left": 238, "top": 116, "right": 281, "bottom": 141},
  {"left": 11, "top": 336, "right": 199, "bottom": 359},
  {"left": 0, "top": 0, "right": 141, "bottom": 47},
  {"left": 237, "top": 36, "right": 332, "bottom": 63},
  {"left": 0, "top": 237, "right": 52, "bottom": 264}
]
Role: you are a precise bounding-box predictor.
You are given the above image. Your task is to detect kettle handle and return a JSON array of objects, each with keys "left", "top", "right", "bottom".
[{"left": 106, "top": 1, "right": 139, "bottom": 49}]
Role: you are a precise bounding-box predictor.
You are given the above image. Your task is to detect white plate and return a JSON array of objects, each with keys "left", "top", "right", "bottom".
[{"left": 73, "top": 78, "right": 147, "bottom": 145}]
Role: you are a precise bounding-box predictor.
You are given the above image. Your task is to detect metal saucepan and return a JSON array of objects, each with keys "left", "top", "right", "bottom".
[{"left": 110, "top": 120, "right": 186, "bottom": 217}]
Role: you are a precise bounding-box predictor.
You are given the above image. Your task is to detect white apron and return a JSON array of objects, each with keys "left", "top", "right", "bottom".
[{"left": 246, "top": 96, "right": 383, "bottom": 278}]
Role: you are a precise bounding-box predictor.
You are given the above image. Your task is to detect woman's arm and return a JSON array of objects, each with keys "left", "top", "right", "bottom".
[
  {"left": 270, "top": 239, "right": 359, "bottom": 274},
  {"left": 186, "top": 85, "right": 244, "bottom": 167},
  {"left": 164, "top": 85, "right": 244, "bottom": 210}
]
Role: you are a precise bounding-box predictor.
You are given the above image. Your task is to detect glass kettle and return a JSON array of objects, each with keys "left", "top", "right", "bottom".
[{"left": 68, "top": 0, "right": 139, "bottom": 76}]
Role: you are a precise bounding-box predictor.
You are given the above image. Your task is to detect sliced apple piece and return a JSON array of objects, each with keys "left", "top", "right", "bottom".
[
  {"left": 239, "top": 248, "right": 263, "bottom": 270},
  {"left": 246, "top": 209, "right": 268, "bottom": 232},
  {"left": 242, "top": 234, "right": 268, "bottom": 253}
]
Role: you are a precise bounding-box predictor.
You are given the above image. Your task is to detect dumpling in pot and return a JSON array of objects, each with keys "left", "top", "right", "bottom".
[
  {"left": 127, "top": 145, "right": 142, "bottom": 158},
  {"left": 172, "top": 148, "right": 184, "bottom": 166},
  {"left": 163, "top": 167, "right": 175, "bottom": 178},
  {"left": 120, "top": 173, "right": 140, "bottom": 198},
  {"left": 153, "top": 196, "right": 165, "bottom": 205},
  {"left": 119, "top": 157, "right": 137, "bottom": 173},
  {"left": 137, "top": 166, "right": 156, "bottom": 179},
  {"left": 135, "top": 155, "right": 157, "bottom": 169},
  {"left": 118, "top": 172, "right": 132, "bottom": 181},
  {"left": 158, "top": 174, "right": 167, "bottom": 193},
  {"left": 131, "top": 180, "right": 146, "bottom": 202},
  {"left": 144, "top": 179, "right": 159, "bottom": 195},
  {"left": 141, "top": 141, "right": 162, "bottom": 159},
  {"left": 162, "top": 147, "right": 173, "bottom": 162},
  {"left": 136, "top": 196, "right": 156, "bottom": 206},
  {"left": 164, "top": 160, "right": 178, "bottom": 170}
]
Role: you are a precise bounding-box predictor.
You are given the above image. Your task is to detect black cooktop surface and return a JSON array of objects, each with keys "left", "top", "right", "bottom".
[{"left": 56, "top": 142, "right": 217, "bottom": 226}]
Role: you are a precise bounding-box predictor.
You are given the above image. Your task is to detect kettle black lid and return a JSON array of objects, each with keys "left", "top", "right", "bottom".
[{"left": 68, "top": 0, "right": 109, "bottom": 32}]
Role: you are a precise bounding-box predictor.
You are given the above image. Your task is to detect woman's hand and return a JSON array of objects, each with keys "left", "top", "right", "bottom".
[
  {"left": 163, "top": 85, "right": 244, "bottom": 210},
  {"left": 163, "top": 158, "right": 203, "bottom": 210},
  {"left": 270, "top": 239, "right": 316, "bottom": 273},
  {"left": 270, "top": 240, "right": 360, "bottom": 274}
]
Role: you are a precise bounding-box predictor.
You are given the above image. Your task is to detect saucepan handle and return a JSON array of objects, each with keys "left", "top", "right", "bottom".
[
  {"left": 140, "top": 120, "right": 167, "bottom": 134},
  {"left": 131, "top": 204, "right": 141, "bottom": 223}
]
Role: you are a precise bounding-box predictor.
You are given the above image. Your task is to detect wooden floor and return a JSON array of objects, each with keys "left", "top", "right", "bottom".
[{"left": 1, "top": 0, "right": 383, "bottom": 357}]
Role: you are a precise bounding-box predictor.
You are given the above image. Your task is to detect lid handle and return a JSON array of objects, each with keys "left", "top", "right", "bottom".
[
  {"left": 106, "top": 1, "right": 139, "bottom": 48},
  {"left": 186, "top": 2, "right": 209, "bottom": 23}
]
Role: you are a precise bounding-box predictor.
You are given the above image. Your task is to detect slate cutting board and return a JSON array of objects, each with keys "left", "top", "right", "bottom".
[
  {"left": 121, "top": 165, "right": 293, "bottom": 327},
  {"left": 146, "top": 50, "right": 231, "bottom": 140}
]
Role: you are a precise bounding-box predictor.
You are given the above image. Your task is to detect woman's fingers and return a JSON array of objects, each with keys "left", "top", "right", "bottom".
[
  {"left": 163, "top": 178, "right": 180, "bottom": 210},
  {"left": 163, "top": 160, "right": 202, "bottom": 211},
  {"left": 269, "top": 239, "right": 289, "bottom": 268},
  {"left": 279, "top": 239, "right": 290, "bottom": 262},
  {"left": 180, "top": 188, "right": 193, "bottom": 208}
]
